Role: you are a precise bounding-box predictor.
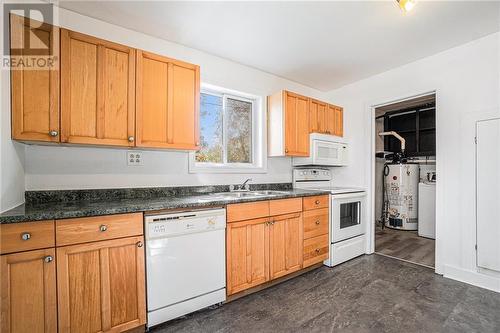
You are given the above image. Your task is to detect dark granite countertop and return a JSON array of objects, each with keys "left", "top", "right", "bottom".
[{"left": 0, "top": 187, "right": 330, "bottom": 224}]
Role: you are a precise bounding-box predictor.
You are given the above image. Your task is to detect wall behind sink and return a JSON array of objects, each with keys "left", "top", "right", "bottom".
[{"left": 21, "top": 5, "right": 331, "bottom": 191}]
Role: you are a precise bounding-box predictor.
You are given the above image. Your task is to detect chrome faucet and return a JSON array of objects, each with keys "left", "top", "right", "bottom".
[{"left": 231, "top": 178, "right": 252, "bottom": 192}]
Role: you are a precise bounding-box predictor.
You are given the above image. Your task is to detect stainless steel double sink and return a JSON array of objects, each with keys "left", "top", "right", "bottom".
[{"left": 196, "top": 190, "right": 290, "bottom": 201}]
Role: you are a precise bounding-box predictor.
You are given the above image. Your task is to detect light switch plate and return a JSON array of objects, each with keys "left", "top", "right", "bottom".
[{"left": 127, "top": 151, "right": 143, "bottom": 166}]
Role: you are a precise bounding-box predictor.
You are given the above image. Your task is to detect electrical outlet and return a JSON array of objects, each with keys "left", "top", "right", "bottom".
[{"left": 127, "top": 151, "right": 143, "bottom": 166}]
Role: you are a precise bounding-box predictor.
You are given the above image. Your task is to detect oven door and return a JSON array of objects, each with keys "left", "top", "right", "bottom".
[
  {"left": 332, "top": 192, "right": 366, "bottom": 242},
  {"left": 312, "top": 140, "right": 347, "bottom": 166}
]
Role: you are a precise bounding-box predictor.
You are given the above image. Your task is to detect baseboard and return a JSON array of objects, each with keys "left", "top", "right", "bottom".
[{"left": 443, "top": 264, "right": 500, "bottom": 293}]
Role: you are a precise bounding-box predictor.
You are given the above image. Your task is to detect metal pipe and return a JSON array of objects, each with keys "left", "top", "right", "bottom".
[{"left": 378, "top": 131, "right": 406, "bottom": 152}]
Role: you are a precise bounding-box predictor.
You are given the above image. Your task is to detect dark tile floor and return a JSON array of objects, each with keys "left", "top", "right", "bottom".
[{"left": 150, "top": 254, "right": 500, "bottom": 333}]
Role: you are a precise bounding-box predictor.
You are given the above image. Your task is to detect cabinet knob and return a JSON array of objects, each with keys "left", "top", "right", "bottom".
[
  {"left": 315, "top": 220, "right": 321, "bottom": 225},
  {"left": 99, "top": 225, "right": 108, "bottom": 232},
  {"left": 285, "top": 148, "right": 289, "bottom": 153},
  {"left": 315, "top": 200, "right": 320, "bottom": 205},
  {"left": 136, "top": 241, "right": 143, "bottom": 248},
  {"left": 128, "top": 136, "right": 135, "bottom": 142},
  {"left": 44, "top": 255, "right": 53, "bottom": 263},
  {"left": 49, "top": 130, "right": 58, "bottom": 137},
  {"left": 196, "top": 142, "right": 200, "bottom": 146},
  {"left": 21, "top": 233, "right": 31, "bottom": 241},
  {"left": 315, "top": 249, "right": 320, "bottom": 253}
]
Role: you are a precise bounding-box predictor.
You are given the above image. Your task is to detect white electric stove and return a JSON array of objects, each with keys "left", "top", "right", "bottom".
[{"left": 293, "top": 168, "right": 367, "bottom": 267}]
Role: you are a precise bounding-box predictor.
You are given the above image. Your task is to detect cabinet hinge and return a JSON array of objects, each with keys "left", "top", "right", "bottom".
[
  {"left": 475, "top": 244, "right": 477, "bottom": 251},
  {"left": 474, "top": 137, "right": 477, "bottom": 144}
]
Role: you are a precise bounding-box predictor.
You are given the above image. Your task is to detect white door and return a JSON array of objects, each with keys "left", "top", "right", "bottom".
[{"left": 476, "top": 118, "right": 500, "bottom": 272}]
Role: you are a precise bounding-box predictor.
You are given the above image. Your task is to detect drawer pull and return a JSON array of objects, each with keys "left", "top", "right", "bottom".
[
  {"left": 315, "top": 249, "right": 320, "bottom": 253},
  {"left": 21, "top": 233, "right": 31, "bottom": 241},
  {"left": 44, "top": 255, "right": 53, "bottom": 263},
  {"left": 99, "top": 225, "right": 108, "bottom": 232},
  {"left": 136, "top": 241, "right": 143, "bottom": 248},
  {"left": 315, "top": 200, "right": 320, "bottom": 205},
  {"left": 315, "top": 220, "right": 321, "bottom": 225}
]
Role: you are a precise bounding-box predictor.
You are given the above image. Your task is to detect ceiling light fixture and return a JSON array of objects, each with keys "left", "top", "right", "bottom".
[{"left": 397, "top": 0, "right": 417, "bottom": 12}]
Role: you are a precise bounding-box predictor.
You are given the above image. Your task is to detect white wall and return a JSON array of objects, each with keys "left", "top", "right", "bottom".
[
  {"left": 327, "top": 32, "right": 500, "bottom": 292},
  {"left": 0, "top": 4, "right": 25, "bottom": 212},
  {"left": 22, "top": 6, "right": 330, "bottom": 191}
]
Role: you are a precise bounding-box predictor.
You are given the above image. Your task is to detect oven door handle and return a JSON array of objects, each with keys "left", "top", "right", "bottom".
[{"left": 331, "top": 192, "right": 366, "bottom": 199}]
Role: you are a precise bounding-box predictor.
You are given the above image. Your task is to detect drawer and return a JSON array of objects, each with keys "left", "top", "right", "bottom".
[
  {"left": 227, "top": 201, "right": 270, "bottom": 223},
  {"left": 303, "top": 195, "right": 329, "bottom": 210},
  {"left": 56, "top": 213, "right": 143, "bottom": 246},
  {"left": 303, "top": 234, "right": 329, "bottom": 268},
  {"left": 269, "top": 198, "right": 302, "bottom": 216},
  {"left": 303, "top": 208, "right": 329, "bottom": 239},
  {"left": 0, "top": 220, "right": 55, "bottom": 254}
]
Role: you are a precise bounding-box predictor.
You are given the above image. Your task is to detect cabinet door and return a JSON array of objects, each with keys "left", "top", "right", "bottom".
[
  {"left": 1, "top": 249, "right": 57, "bottom": 333},
  {"left": 10, "top": 14, "right": 59, "bottom": 142},
  {"left": 326, "top": 104, "right": 343, "bottom": 136},
  {"left": 325, "top": 104, "right": 336, "bottom": 135},
  {"left": 61, "top": 29, "right": 135, "bottom": 146},
  {"left": 269, "top": 213, "right": 303, "bottom": 279},
  {"left": 226, "top": 217, "right": 270, "bottom": 295},
  {"left": 57, "top": 236, "right": 146, "bottom": 333},
  {"left": 309, "top": 99, "right": 327, "bottom": 134},
  {"left": 136, "top": 50, "right": 200, "bottom": 149},
  {"left": 334, "top": 106, "right": 343, "bottom": 137},
  {"left": 284, "top": 91, "right": 310, "bottom": 156}
]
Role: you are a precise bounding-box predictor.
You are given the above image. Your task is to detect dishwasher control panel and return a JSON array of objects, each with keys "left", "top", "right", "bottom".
[{"left": 146, "top": 208, "right": 226, "bottom": 239}]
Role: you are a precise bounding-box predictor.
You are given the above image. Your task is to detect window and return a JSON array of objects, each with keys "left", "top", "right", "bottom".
[{"left": 189, "top": 84, "right": 265, "bottom": 173}]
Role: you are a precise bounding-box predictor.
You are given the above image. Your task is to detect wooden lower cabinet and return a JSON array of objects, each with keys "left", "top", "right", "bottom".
[
  {"left": 303, "top": 234, "right": 330, "bottom": 268},
  {"left": 269, "top": 213, "right": 303, "bottom": 280},
  {"left": 1, "top": 248, "right": 57, "bottom": 333},
  {"left": 56, "top": 236, "right": 146, "bottom": 333},
  {"left": 226, "top": 217, "right": 270, "bottom": 295},
  {"left": 226, "top": 212, "right": 304, "bottom": 296}
]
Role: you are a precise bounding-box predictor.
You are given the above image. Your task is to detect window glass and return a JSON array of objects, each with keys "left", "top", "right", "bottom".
[
  {"left": 195, "top": 91, "right": 255, "bottom": 166},
  {"left": 196, "top": 93, "right": 223, "bottom": 163},
  {"left": 226, "top": 98, "right": 252, "bottom": 164}
]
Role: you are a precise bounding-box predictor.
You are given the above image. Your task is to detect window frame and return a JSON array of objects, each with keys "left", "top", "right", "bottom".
[{"left": 189, "top": 83, "right": 266, "bottom": 174}]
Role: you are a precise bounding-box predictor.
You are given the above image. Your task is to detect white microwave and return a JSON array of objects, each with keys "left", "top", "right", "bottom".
[{"left": 292, "top": 133, "right": 348, "bottom": 166}]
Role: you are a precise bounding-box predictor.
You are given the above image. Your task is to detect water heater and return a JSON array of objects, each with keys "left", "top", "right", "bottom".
[{"left": 384, "top": 163, "right": 419, "bottom": 230}]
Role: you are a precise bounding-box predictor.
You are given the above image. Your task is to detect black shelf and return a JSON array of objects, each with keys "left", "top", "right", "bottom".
[{"left": 383, "top": 102, "right": 436, "bottom": 156}]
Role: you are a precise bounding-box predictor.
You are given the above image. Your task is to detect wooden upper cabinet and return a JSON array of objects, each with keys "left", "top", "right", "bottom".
[
  {"left": 57, "top": 236, "right": 146, "bottom": 333},
  {"left": 269, "top": 212, "right": 303, "bottom": 279},
  {"left": 1, "top": 249, "right": 57, "bottom": 333},
  {"left": 326, "top": 104, "right": 343, "bottom": 137},
  {"left": 60, "top": 29, "right": 136, "bottom": 146},
  {"left": 136, "top": 50, "right": 200, "bottom": 149},
  {"left": 10, "top": 14, "right": 60, "bottom": 142},
  {"left": 334, "top": 106, "right": 344, "bottom": 137},
  {"left": 226, "top": 217, "right": 270, "bottom": 295},
  {"left": 284, "top": 91, "right": 310, "bottom": 156},
  {"left": 309, "top": 99, "right": 327, "bottom": 134},
  {"left": 268, "top": 90, "right": 310, "bottom": 157}
]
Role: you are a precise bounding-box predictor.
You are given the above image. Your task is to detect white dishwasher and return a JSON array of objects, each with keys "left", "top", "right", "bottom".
[{"left": 145, "top": 208, "right": 226, "bottom": 328}]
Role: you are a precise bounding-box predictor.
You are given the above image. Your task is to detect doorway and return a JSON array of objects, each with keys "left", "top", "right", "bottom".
[{"left": 373, "top": 93, "right": 436, "bottom": 268}]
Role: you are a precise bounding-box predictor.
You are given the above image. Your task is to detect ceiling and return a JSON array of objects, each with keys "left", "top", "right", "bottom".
[{"left": 57, "top": 1, "right": 500, "bottom": 91}]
